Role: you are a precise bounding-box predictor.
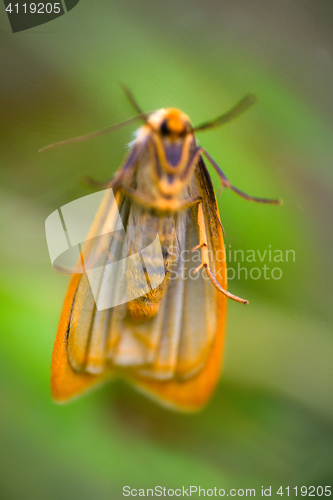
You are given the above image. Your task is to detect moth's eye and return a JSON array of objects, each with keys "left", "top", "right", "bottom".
[{"left": 160, "top": 119, "right": 171, "bottom": 136}]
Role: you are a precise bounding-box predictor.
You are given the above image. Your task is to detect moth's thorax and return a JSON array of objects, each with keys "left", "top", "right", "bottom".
[
  {"left": 134, "top": 108, "right": 197, "bottom": 199},
  {"left": 134, "top": 144, "right": 191, "bottom": 203}
]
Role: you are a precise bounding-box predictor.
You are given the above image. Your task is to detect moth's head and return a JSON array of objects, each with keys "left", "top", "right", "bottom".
[{"left": 147, "top": 108, "right": 193, "bottom": 140}]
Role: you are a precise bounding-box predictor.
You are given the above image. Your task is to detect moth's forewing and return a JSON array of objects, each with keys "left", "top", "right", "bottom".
[{"left": 50, "top": 189, "right": 128, "bottom": 401}]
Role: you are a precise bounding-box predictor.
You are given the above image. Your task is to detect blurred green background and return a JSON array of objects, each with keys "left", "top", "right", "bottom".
[{"left": 1, "top": 1, "right": 333, "bottom": 498}]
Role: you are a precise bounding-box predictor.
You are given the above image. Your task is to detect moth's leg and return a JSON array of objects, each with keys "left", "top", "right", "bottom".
[
  {"left": 203, "top": 150, "right": 281, "bottom": 205},
  {"left": 194, "top": 202, "right": 249, "bottom": 304},
  {"left": 83, "top": 167, "right": 130, "bottom": 191},
  {"left": 120, "top": 186, "right": 202, "bottom": 212}
]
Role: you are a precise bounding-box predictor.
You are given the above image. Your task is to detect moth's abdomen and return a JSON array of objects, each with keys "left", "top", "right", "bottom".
[
  {"left": 126, "top": 243, "right": 175, "bottom": 320},
  {"left": 125, "top": 212, "right": 178, "bottom": 321}
]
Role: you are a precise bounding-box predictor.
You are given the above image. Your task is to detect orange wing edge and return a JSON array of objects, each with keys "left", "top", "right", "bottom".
[{"left": 51, "top": 274, "right": 110, "bottom": 403}]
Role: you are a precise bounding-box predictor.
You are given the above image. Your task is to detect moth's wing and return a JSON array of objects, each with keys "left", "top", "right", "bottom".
[
  {"left": 52, "top": 156, "right": 227, "bottom": 410},
  {"left": 51, "top": 190, "right": 131, "bottom": 402},
  {"left": 122, "top": 158, "right": 227, "bottom": 411},
  {"left": 51, "top": 273, "right": 106, "bottom": 402}
]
